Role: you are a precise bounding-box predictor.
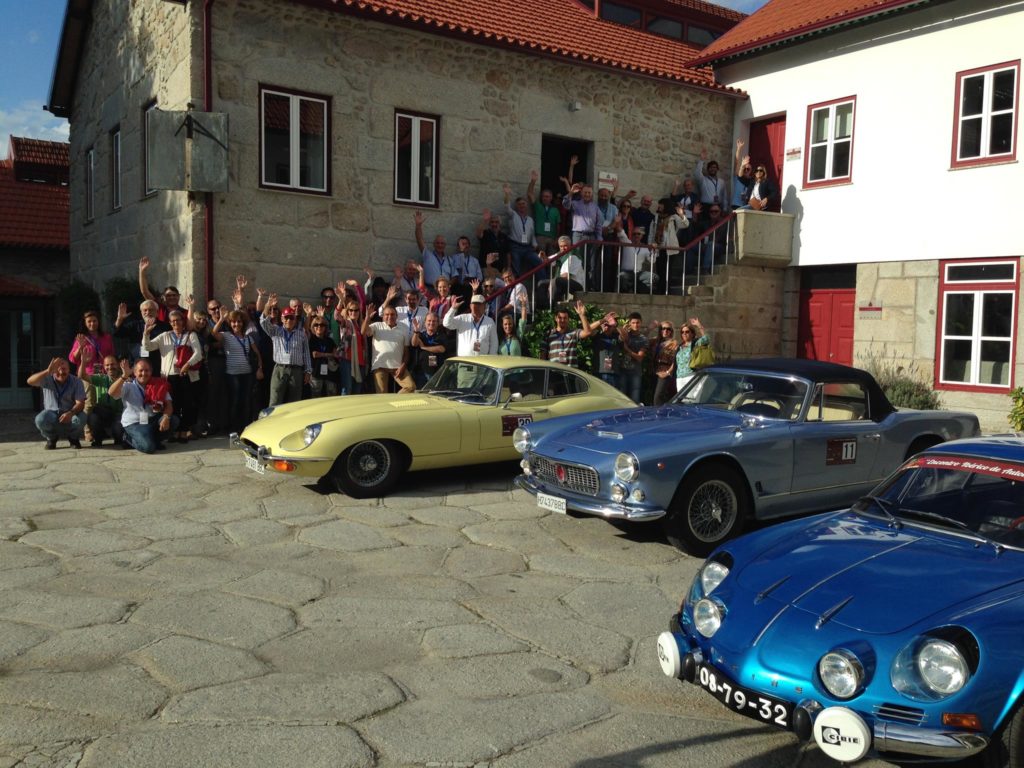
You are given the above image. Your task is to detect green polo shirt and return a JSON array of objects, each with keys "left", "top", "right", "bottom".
[{"left": 532, "top": 201, "right": 561, "bottom": 238}]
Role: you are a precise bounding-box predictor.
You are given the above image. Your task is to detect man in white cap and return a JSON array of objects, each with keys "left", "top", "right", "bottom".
[{"left": 442, "top": 294, "right": 498, "bottom": 357}]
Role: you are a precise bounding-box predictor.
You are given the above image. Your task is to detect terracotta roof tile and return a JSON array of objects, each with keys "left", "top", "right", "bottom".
[
  {"left": 0, "top": 275, "right": 55, "bottom": 298},
  {"left": 323, "top": 0, "right": 745, "bottom": 93},
  {"left": 10, "top": 136, "right": 70, "bottom": 167},
  {"left": 690, "top": 0, "right": 923, "bottom": 65},
  {"left": 0, "top": 139, "right": 70, "bottom": 250}
]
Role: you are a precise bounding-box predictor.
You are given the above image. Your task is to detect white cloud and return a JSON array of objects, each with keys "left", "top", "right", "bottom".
[{"left": 0, "top": 101, "right": 70, "bottom": 144}]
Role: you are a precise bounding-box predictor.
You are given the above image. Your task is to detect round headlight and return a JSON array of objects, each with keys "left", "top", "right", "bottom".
[
  {"left": 610, "top": 484, "right": 627, "bottom": 503},
  {"left": 614, "top": 452, "right": 639, "bottom": 482},
  {"left": 512, "top": 427, "right": 532, "bottom": 454},
  {"left": 700, "top": 561, "right": 730, "bottom": 595},
  {"left": 693, "top": 598, "right": 722, "bottom": 638},
  {"left": 819, "top": 650, "right": 863, "bottom": 699},
  {"left": 258, "top": 406, "right": 275, "bottom": 420},
  {"left": 303, "top": 424, "right": 322, "bottom": 447},
  {"left": 917, "top": 639, "right": 969, "bottom": 696}
]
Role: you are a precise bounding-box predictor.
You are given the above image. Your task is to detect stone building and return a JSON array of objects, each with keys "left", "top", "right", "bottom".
[
  {"left": 47, "top": 0, "right": 746, "bottom": 305},
  {"left": 0, "top": 137, "right": 70, "bottom": 410}
]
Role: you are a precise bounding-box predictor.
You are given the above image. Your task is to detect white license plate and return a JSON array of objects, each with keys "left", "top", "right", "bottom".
[
  {"left": 696, "top": 663, "right": 791, "bottom": 728},
  {"left": 245, "top": 455, "right": 266, "bottom": 475},
  {"left": 537, "top": 492, "right": 566, "bottom": 514}
]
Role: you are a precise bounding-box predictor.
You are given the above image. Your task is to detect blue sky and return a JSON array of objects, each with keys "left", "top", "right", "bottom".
[{"left": 0, "top": 0, "right": 767, "bottom": 143}]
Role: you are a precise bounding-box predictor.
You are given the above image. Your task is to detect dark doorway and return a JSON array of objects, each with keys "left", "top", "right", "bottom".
[{"left": 541, "top": 135, "right": 592, "bottom": 198}]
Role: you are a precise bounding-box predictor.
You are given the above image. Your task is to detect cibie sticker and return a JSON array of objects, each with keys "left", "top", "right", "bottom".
[{"left": 813, "top": 706, "right": 871, "bottom": 762}]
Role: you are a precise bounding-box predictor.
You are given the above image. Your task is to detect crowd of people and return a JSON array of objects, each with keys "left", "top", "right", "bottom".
[{"left": 28, "top": 152, "right": 755, "bottom": 452}]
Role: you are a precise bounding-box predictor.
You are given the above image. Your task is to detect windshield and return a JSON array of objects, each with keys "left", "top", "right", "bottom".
[
  {"left": 856, "top": 454, "right": 1024, "bottom": 549},
  {"left": 421, "top": 360, "right": 500, "bottom": 404},
  {"left": 672, "top": 370, "right": 809, "bottom": 421}
]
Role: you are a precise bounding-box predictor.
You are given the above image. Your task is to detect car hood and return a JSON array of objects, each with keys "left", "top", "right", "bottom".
[
  {"left": 541, "top": 405, "right": 776, "bottom": 457},
  {"left": 735, "top": 512, "right": 1024, "bottom": 634}
]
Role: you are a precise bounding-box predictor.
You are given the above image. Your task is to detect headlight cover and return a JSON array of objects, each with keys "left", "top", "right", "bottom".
[
  {"left": 892, "top": 634, "right": 973, "bottom": 701},
  {"left": 258, "top": 406, "right": 275, "bottom": 420},
  {"left": 303, "top": 424, "right": 322, "bottom": 447},
  {"left": 700, "top": 561, "right": 730, "bottom": 595},
  {"left": 512, "top": 427, "right": 532, "bottom": 454},
  {"left": 819, "top": 650, "right": 863, "bottom": 699},
  {"left": 693, "top": 598, "right": 723, "bottom": 638},
  {"left": 614, "top": 452, "right": 639, "bottom": 482}
]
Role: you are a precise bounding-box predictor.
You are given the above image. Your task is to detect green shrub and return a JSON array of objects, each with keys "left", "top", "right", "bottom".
[
  {"left": 522, "top": 302, "right": 608, "bottom": 373},
  {"left": 55, "top": 280, "right": 102, "bottom": 343},
  {"left": 1008, "top": 387, "right": 1024, "bottom": 432},
  {"left": 860, "top": 351, "right": 941, "bottom": 410}
]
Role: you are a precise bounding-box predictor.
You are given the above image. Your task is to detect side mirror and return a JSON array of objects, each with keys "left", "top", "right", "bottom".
[{"left": 510, "top": 392, "right": 523, "bottom": 402}]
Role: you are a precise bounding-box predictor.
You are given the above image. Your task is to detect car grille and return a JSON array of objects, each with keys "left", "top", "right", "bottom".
[
  {"left": 874, "top": 703, "right": 927, "bottom": 725},
  {"left": 531, "top": 455, "right": 599, "bottom": 496}
]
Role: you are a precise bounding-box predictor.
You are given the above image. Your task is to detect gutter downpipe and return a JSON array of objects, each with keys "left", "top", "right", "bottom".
[{"left": 203, "top": 0, "right": 215, "bottom": 299}]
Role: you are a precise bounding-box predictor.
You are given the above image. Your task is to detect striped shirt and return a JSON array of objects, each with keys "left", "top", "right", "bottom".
[
  {"left": 542, "top": 329, "right": 583, "bottom": 367},
  {"left": 260, "top": 315, "right": 312, "bottom": 373},
  {"left": 222, "top": 331, "right": 257, "bottom": 375}
]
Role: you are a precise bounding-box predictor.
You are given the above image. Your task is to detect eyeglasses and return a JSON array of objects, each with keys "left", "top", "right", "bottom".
[
  {"left": 311, "top": 323, "right": 326, "bottom": 328},
  {"left": 207, "top": 305, "right": 220, "bottom": 311},
  {"left": 282, "top": 315, "right": 297, "bottom": 321},
  {"left": 483, "top": 284, "right": 494, "bottom": 289},
  {"left": 660, "top": 327, "right": 672, "bottom": 332},
  {"left": 164, "top": 292, "right": 180, "bottom": 298},
  {"left": 681, "top": 329, "right": 693, "bottom": 335}
]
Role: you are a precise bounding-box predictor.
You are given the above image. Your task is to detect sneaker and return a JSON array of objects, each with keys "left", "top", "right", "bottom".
[
  {"left": 44, "top": 439, "right": 56, "bottom": 450},
  {"left": 69, "top": 439, "right": 82, "bottom": 449}
]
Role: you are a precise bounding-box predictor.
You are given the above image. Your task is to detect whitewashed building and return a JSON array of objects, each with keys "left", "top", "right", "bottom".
[{"left": 692, "top": 0, "right": 1022, "bottom": 429}]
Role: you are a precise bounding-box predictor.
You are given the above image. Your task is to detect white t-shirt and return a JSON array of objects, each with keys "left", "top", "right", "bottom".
[
  {"left": 442, "top": 307, "right": 499, "bottom": 356},
  {"left": 368, "top": 322, "right": 408, "bottom": 370}
]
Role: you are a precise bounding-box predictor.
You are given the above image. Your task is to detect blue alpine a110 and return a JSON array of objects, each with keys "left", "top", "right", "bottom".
[
  {"left": 514, "top": 359, "right": 979, "bottom": 555},
  {"left": 657, "top": 437, "right": 1024, "bottom": 765}
]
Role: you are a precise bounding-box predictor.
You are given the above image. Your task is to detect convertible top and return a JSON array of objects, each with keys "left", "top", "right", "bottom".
[{"left": 707, "top": 357, "right": 895, "bottom": 422}]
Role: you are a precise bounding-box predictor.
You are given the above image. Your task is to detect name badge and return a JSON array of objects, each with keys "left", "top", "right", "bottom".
[
  {"left": 543, "top": 222, "right": 551, "bottom": 233},
  {"left": 602, "top": 354, "right": 614, "bottom": 372},
  {"left": 319, "top": 363, "right": 328, "bottom": 376},
  {"left": 188, "top": 370, "right": 200, "bottom": 383},
  {"left": 139, "top": 410, "right": 149, "bottom": 425},
  {"left": 140, "top": 348, "right": 149, "bottom": 358},
  {"left": 473, "top": 341, "right": 481, "bottom": 353},
  {"left": 428, "top": 354, "right": 437, "bottom": 368}
]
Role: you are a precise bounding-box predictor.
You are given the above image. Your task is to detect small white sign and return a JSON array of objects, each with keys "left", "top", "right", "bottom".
[{"left": 598, "top": 171, "right": 618, "bottom": 192}]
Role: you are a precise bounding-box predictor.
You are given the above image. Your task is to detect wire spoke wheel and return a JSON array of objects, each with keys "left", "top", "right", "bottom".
[
  {"left": 346, "top": 440, "right": 392, "bottom": 488},
  {"left": 688, "top": 479, "right": 739, "bottom": 543}
]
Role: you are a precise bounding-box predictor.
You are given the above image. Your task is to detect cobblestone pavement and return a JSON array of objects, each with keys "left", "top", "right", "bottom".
[{"left": 0, "top": 414, "right": 895, "bottom": 768}]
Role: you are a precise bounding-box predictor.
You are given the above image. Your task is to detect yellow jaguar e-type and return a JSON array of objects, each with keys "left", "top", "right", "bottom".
[{"left": 232, "top": 356, "right": 634, "bottom": 497}]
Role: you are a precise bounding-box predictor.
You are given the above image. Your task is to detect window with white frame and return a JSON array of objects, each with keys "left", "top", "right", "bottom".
[
  {"left": 953, "top": 61, "right": 1019, "bottom": 167},
  {"left": 394, "top": 110, "right": 438, "bottom": 207},
  {"left": 110, "top": 128, "right": 121, "bottom": 211},
  {"left": 805, "top": 97, "right": 855, "bottom": 186},
  {"left": 260, "top": 86, "right": 329, "bottom": 194},
  {"left": 143, "top": 100, "right": 157, "bottom": 197},
  {"left": 938, "top": 260, "right": 1017, "bottom": 389},
  {"left": 85, "top": 147, "right": 95, "bottom": 223}
]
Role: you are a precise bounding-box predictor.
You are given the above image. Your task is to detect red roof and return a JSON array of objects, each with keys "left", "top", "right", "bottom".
[
  {"left": 0, "top": 275, "right": 55, "bottom": 298},
  {"left": 10, "top": 136, "right": 70, "bottom": 168},
  {"left": 0, "top": 137, "right": 70, "bottom": 250},
  {"left": 690, "top": 0, "right": 923, "bottom": 65},
  {"left": 305, "top": 0, "right": 745, "bottom": 93}
]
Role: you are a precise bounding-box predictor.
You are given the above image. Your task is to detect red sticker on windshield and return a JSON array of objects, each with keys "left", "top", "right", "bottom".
[{"left": 908, "top": 455, "right": 1024, "bottom": 480}]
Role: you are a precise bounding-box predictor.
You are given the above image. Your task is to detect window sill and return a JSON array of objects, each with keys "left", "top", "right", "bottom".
[
  {"left": 258, "top": 183, "right": 331, "bottom": 198},
  {"left": 949, "top": 157, "right": 1018, "bottom": 171},
  {"left": 934, "top": 382, "right": 1013, "bottom": 394},
  {"left": 393, "top": 199, "right": 439, "bottom": 209},
  {"left": 801, "top": 178, "right": 853, "bottom": 191}
]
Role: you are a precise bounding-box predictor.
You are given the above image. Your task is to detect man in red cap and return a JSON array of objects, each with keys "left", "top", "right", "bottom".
[{"left": 260, "top": 294, "right": 312, "bottom": 405}]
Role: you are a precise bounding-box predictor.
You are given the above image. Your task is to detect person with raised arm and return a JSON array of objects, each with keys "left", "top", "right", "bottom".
[
  {"left": 28, "top": 357, "right": 86, "bottom": 449},
  {"left": 109, "top": 358, "right": 176, "bottom": 453}
]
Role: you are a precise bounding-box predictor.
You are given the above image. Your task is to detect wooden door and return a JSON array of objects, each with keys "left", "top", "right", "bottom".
[
  {"left": 749, "top": 115, "right": 786, "bottom": 211},
  {"left": 798, "top": 288, "right": 855, "bottom": 365}
]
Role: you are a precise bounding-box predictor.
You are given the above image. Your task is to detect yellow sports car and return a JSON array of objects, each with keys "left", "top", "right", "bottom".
[{"left": 231, "top": 356, "right": 634, "bottom": 497}]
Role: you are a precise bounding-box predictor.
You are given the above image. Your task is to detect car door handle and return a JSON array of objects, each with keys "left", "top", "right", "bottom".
[
  {"left": 864, "top": 433, "right": 881, "bottom": 441},
  {"left": 533, "top": 408, "right": 549, "bottom": 414}
]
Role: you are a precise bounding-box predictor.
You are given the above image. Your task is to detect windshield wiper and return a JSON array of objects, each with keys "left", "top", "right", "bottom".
[
  {"left": 899, "top": 508, "right": 1005, "bottom": 555},
  {"left": 423, "top": 389, "right": 463, "bottom": 398},
  {"left": 857, "top": 495, "right": 901, "bottom": 529}
]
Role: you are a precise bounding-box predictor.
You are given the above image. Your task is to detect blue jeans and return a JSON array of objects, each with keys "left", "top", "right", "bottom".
[
  {"left": 225, "top": 373, "right": 254, "bottom": 433},
  {"left": 337, "top": 359, "right": 352, "bottom": 396},
  {"left": 123, "top": 416, "right": 179, "bottom": 454},
  {"left": 35, "top": 410, "right": 85, "bottom": 441},
  {"left": 510, "top": 243, "right": 541, "bottom": 276},
  {"left": 618, "top": 369, "right": 643, "bottom": 404}
]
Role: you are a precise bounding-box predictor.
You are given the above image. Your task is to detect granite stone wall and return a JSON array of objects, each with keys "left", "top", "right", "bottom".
[{"left": 209, "top": 0, "right": 739, "bottom": 300}]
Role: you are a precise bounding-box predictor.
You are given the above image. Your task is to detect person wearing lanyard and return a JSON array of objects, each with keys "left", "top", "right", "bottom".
[
  {"left": 109, "top": 358, "right": 177, "bottom": 454},
  {"left": 414, "top": 210, "right": 455, "bottom": 289},
  {"left": 442, "top": 294, "right": 498, "bottom": 357},
  {"left": 68, "top": 311, "right": 114, "bottom": 377},
  {"left": 260, "top": 296, "right": 312, "bottom": 406},
  {"left": 362, "top": 303, "right": 416, "bottom": 394},
  {"left": 503, "top": 182, "right": 540, "bottom": 277},
  {"left": 211, "top": 309, "right": 264, "bottom": 434},
  {"left": 410, "top": 312, "right": 451, "bottom": 388},
  {"left": 27, "top": 357, "right": 87, "bottom": 449},
  {"left": 526, "top": 169, "right": 561, "bottom": 256},
  {"left": 308, "top": 317, "right": 339, "bottom": 397},
  {"left": 142, "top": 310, "right": 203, "bottom": 443},
  {"left": 540, "top": 301, "right": 595, "bottom": 368},
  {"left": 498, "top": 294, "right": 529, "bottom": 356}
]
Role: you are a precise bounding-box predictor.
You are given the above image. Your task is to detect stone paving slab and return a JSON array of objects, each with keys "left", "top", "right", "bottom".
[{"left": 0, "top": 422, "right": 901, "bottom": 768}]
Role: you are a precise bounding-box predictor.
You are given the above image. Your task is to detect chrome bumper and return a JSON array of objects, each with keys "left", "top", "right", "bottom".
[
  {"left": 873, "top": 722, "right": 988, "bottom": 759},
  {"left": 228, "top": 432, "right": 331, "bottom": 465},
  {"left": 514, "top": 474, "right": 667, "bottom": 521}
]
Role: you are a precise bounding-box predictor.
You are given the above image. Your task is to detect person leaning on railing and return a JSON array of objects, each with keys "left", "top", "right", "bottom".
[{"left": 537, "top": 236, "right": 585, "bottom": 307}]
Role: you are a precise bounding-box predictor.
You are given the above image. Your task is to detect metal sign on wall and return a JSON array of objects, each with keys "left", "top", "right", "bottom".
[{"left": 148, "top": 109, "right": 229, "bottom": 192}]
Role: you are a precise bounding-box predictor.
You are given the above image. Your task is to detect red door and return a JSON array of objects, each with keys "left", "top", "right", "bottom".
[
  {"left": 798, "top": 289, "right": 855, "bottom": 365},
  {"left": 749, "top": 115, "right": 786, "bottom": 212}
]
